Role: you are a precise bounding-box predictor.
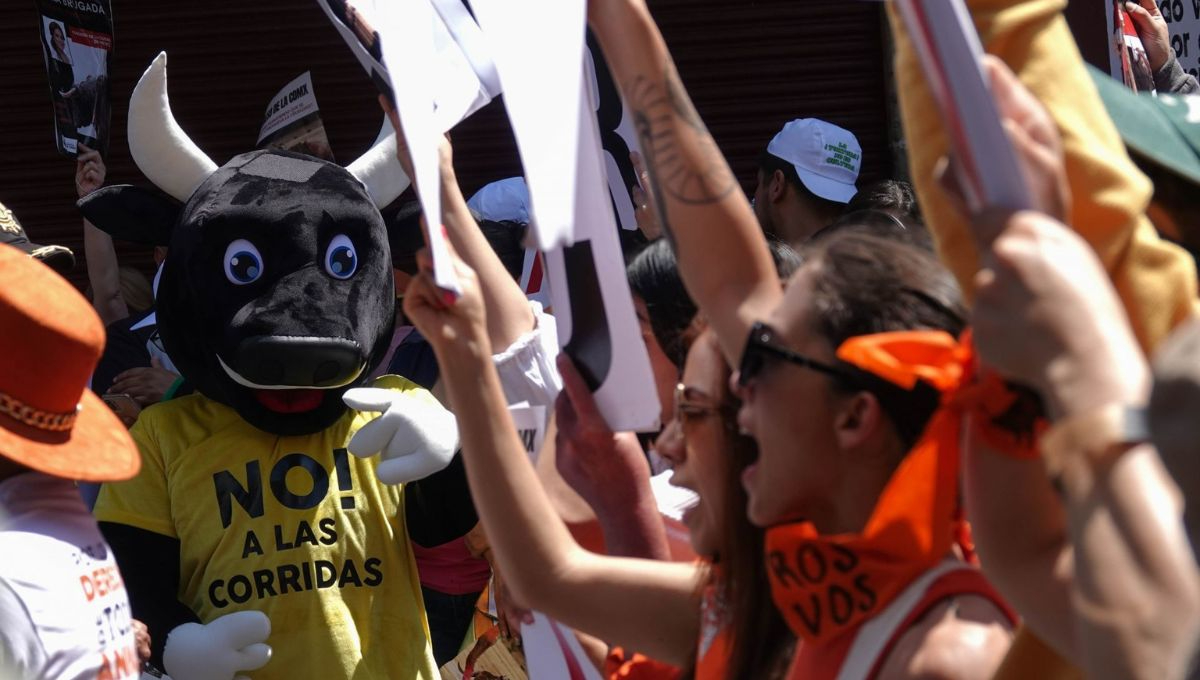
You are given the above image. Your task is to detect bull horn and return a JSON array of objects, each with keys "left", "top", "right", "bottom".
[
  {"left": 347, "top": 120, "right": 411, "bottom": 208},
  {"left": 127, "top": 52, "right": 218, "bottom": 202}
]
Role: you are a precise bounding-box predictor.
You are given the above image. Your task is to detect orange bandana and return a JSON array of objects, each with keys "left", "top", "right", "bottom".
[{"left": 764, "top": 330, "right": 1030, "bottom": 644}]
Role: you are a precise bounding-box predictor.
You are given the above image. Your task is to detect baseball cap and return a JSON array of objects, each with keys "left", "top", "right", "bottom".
[
  {"left": 0, "top": 201, "right": 75, "bottom": 274},
  {"left": 766, "top": 119, "right": 863, "bottom": 204},
  {"left": 466, "top": 177, "right": 530, "bottom": 224},
  {"left": 0, "top": 244, "right": 139, "bottom": 482},
  {"left": 1089, "top": 66, "right": 1200, "bottom": 187}
]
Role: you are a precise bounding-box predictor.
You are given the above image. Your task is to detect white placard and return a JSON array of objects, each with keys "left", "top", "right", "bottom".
[
  {"left": 257, "top": 71, "right": 320, "bottom": 145},
  {"left": 541, "top": 79, "right": 661, "bottom": 433},
  {"left": 470, "top": 0, "right": 588, "bottom": 250},
  {"left": 316, "top": 0, "right": 502, "bottom": 295},
  {"left": 374, "top": 0, "right": 458, "bottom": 295}
]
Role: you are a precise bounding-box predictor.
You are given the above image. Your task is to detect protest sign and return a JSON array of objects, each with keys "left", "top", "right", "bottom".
[
  {"left": 1108, "top": 2, "right": 1158, "bottom": 92},
  {"left": 470, "top": 0, "right": 588, "bottom": 251},
  {"left": 586, "top": 33, "right": 644, "bottom": 235},
  {"left": 893, "top": 0, "right": 1033, "bottom": 213},
  {"left": 34, "top": 0, "right": 114, "bottom": 157},
  {"left": 318, "top": 0, "right": 501, "bottom": 297},
  {"left": 542, "top": 87, "right": 662, "bottom": 433},
  {"left": 258, "top": 72, "right": 336, "bottom": 162}
]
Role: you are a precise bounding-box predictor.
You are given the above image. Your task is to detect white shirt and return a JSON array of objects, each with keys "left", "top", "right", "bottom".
[{"left": 0, "top": 472, "right": 139, "bottom": 680}]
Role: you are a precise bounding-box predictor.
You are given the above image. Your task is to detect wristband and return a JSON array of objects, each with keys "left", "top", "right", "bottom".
[
  {"left": 162, "top": 376, "right": 185, "bottom": 402},
  {"left": 1039, "top": 403, "right": 1148, "bottom": 490}
]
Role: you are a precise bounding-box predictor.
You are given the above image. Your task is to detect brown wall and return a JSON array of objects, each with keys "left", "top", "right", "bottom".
[{"left": 0, "top": 1, "right": 889, "bottom": 291}]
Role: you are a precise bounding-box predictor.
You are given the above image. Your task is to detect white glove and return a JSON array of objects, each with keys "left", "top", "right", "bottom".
[
  {"left": 343, "top": 387, "right": 459, "bottom": 485},
  {"left": 162, "top": 611, "right": 271, "bottom": 680}
]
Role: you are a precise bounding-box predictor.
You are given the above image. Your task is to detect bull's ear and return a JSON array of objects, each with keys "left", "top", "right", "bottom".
[{"left": 77, "top": 185, "right": 180, "bottom": 246}]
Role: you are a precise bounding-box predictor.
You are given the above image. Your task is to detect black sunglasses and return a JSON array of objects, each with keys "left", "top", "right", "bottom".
[{"left": 738, "top": 322, "right": 857, "bottom": 387}]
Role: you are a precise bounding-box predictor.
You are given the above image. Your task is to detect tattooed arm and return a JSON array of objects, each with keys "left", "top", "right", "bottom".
[{"left": 588, "top": 0, "right": 781, "bottom": 366}]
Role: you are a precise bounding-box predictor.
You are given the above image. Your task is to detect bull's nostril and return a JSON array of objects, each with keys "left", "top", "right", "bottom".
[{"left": 313, "top": 360, "right": 341, "bottom": 384}]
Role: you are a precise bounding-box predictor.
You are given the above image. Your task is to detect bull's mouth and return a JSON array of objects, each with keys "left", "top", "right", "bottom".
[
  {"left": 217, "top": 354, "right": 364, "bottom": 414},
  {"left": 254, "top": 389, "right": 326, "bottom": 413}
]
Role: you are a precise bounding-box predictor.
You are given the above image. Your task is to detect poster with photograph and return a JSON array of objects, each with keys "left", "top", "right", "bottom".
[
  {"left": 34, "top": 0, "right": 114, "bottom": 157},
  {"left": 257, "top": 71, "right": 336, "bottom": 162},
  {"left": 1110, "top": 1, "right": 1157, "bottom": 92}
]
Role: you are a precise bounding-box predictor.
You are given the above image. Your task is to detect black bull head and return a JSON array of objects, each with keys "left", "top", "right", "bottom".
[
  {"left": 78, "top": 54, "right": 411, "bottom": 436},
  {"left": 82, "top": 150, "right": 398, "bottom": 435}
]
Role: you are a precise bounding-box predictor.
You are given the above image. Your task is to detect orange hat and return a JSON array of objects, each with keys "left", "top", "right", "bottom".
[{"left": 0, "top": 244, "right": 139, "bottom": 482}]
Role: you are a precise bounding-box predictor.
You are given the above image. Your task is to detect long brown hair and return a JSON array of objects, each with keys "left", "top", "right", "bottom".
[{"left": 692, "top": 332, "right": 794, "bottom": 679}]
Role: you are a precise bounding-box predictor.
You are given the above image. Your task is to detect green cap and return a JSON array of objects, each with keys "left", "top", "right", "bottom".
[{"left": 1089, "top": 65, "right": 1200, "bottom": 187}]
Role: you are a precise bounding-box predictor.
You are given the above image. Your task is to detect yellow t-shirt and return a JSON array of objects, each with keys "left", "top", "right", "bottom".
[{"left": 94, "top": 376, "right": 438, "bottom": 680}]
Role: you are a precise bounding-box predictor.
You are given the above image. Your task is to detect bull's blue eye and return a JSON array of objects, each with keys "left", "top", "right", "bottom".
[
  {"left": 223, "top": 239, "right": 263, "bottom": 285},
  {"left": 324, "top": 234, "right": 358, "bottom": 280}
]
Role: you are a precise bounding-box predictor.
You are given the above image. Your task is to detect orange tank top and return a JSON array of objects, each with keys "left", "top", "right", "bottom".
[{"left": 786, "top": 562, "right": 1017, "bottom": 680}]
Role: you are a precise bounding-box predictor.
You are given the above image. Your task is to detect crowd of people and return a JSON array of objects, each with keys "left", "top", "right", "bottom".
[{"left": 2, "top": 0, "right": 1200, "bottom": 679}]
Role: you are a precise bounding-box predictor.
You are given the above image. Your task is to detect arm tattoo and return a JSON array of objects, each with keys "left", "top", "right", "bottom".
[{"left": 630, "top": 61, "right": 737, "bottom": 240}]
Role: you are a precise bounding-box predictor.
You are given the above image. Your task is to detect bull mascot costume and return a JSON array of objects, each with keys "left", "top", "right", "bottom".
[{"left": 84, "top": 54, "right": 459, "bottom": 680}]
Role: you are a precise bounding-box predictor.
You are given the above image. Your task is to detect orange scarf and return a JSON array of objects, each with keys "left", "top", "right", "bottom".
[{"left": 765, "top": 330, "right": 1031, "bottom": 645}]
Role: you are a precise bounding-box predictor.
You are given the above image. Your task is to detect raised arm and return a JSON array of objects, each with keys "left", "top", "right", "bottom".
[
  {"left": 971, "top": 210, "right": 1200, "bottom": 679},
  {"left": 381, "top": 101, "right": 534, "bottom": 352},
  {"left": 77, "top": 145, "right": 128, "bottom": 325},
  {"left": 403, "top": 247, "right": 701, "bottom": 665},
  {"left": 586, "top": 1, "right": 779, "bottom": 365}
]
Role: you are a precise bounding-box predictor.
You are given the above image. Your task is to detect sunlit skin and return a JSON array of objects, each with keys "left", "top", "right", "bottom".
[{"left": 734, "top": 266, "right": 899, "bottom": 534}]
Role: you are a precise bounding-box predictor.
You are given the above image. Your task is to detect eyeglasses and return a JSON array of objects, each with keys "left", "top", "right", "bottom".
[
  {"left": 674, "top": 383, "right": 731, "bottom": 425},
  {"left": 737, "top": 322, "right": 857, "bottom": 387}
]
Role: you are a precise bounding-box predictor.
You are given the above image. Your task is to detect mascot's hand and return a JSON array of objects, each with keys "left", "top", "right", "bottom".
[
  {"left": 162, "top": 611, "right": 271, "bottom": 680},
  {"left": 343, "top": 387, "right": 459, "bottom": 484}
]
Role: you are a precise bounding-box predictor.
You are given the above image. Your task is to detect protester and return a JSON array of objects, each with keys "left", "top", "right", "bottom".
[
  {"left": 76, "top": 144, "right": 130, "bottom": 326},
  {"left": 0, "top": 201, "right": 74, "bottom": 275},
  {"left": 0, "top": 244, "right": 146, "bottom": 679},
  {"left": 753, "top": 118, "right": 863, "bottom": 245},
  {"left": 845, "top": 179, "right": 922, "bottom": 226},
  {"left": 374, "top": 183, "right": 549, "bottom": 663}
]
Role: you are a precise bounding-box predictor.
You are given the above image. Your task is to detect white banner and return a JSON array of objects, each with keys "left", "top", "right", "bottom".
[{"left": 470, "top": 0, "right": 588, "bottom": 251}]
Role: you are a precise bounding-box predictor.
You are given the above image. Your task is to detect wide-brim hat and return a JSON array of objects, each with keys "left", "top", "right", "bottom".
[
  {"left": 0, "top": 201, "right": 75, "bottom": 274},
  {"left": 1089, "top": 65, "right": 1200, "bottom": 187},
  {"left": 0, "top": 244, "right": 139, "bottom": 482}
]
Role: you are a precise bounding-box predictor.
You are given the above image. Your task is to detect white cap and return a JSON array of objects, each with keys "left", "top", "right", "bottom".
[
  {"left": 467, "top": 177, "right": 530, "bottom": 224},
  {"left": 766, "top": 119, "right": 862, "bottom": 204}
]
